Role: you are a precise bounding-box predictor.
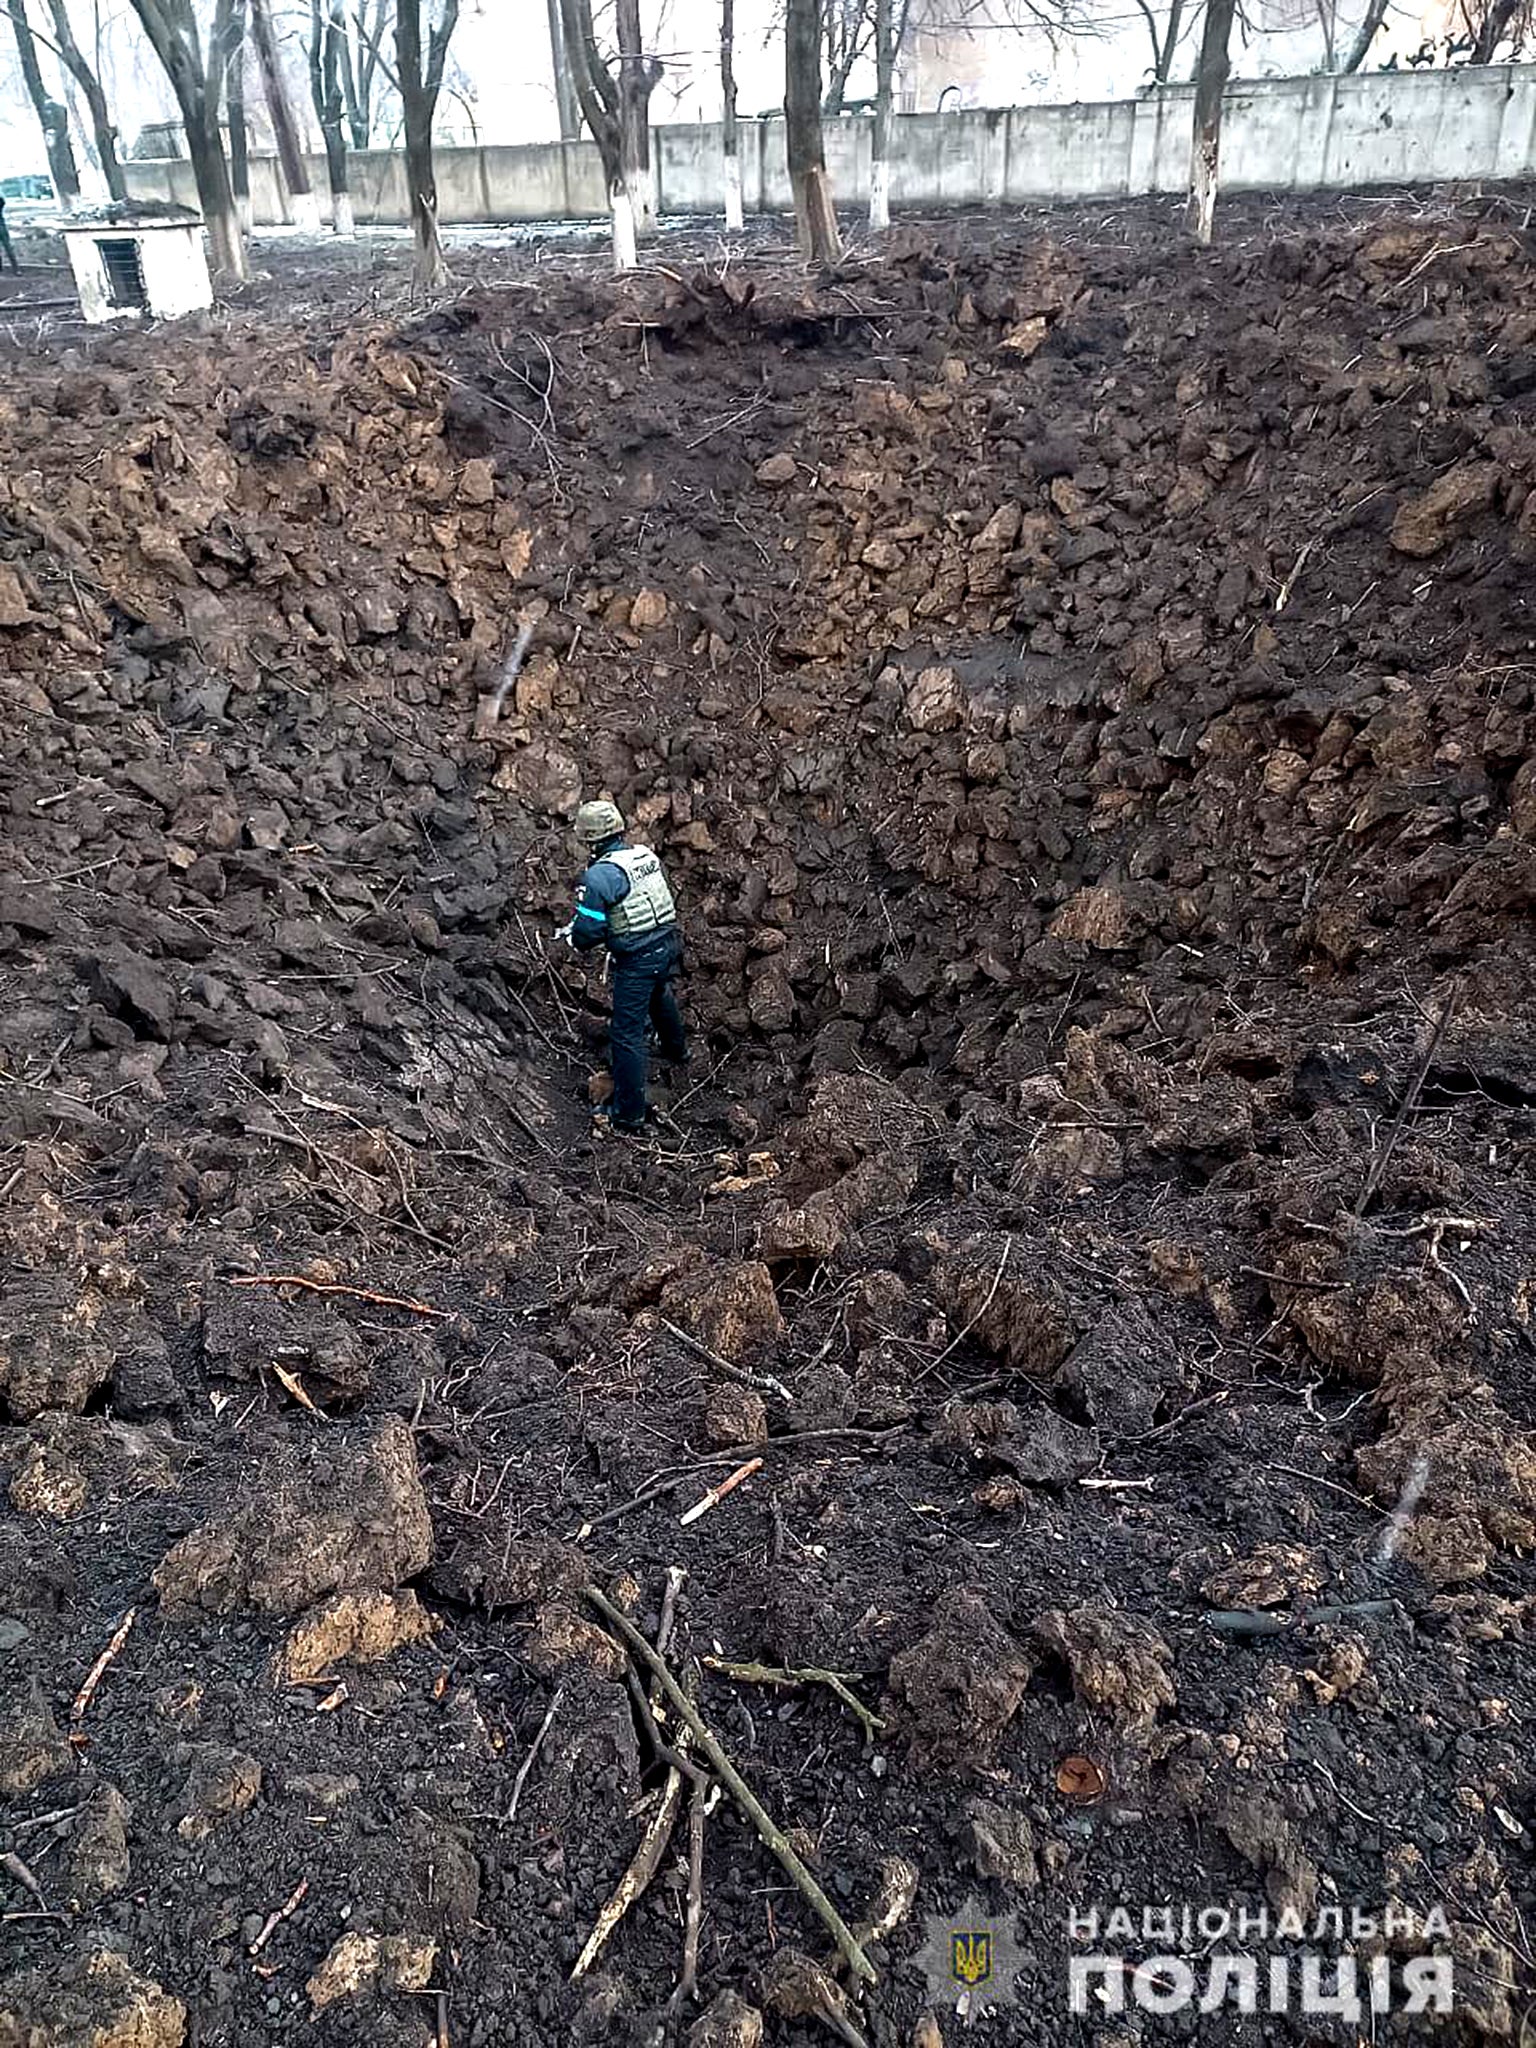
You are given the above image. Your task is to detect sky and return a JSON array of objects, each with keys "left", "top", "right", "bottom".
[{"left": 0, "top": 0, "right": 1463, "bottom": 194}]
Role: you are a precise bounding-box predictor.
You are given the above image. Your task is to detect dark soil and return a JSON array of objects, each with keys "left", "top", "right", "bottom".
[{"left": 2, "top": 189, "right": 1535, "bottom": 2048}]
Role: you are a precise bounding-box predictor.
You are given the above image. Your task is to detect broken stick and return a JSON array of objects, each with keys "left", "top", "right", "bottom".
[
  {"left": 1, "top": 1851, "right": 48, "bottom": 1912},
  {"left": 573, "top": 1580, "right": 694, "bottom": 1981},
  {"left": 248, "top": 1877, "right": 309, "bottom": 1956},
  {"left": 505, "top": 1685, "right": 564, "bottom": 1825},
  {"left": 1354, "top": 985, "right": 1459, "bottom": 1218},
  {"left": 679, "top": 1457, "right": 763, "bottom": 1526},
  {"left": 228, "top": 1274, "right": 450, "bottom": 1319},
  {"left": 703, "top": 1656, "right": 885, "bottom": 1746},
  {"left": 583, "top": 1585, "right": 876, "bottom": 1984},
  {"left": 658, "top": 1319, "right": 792, "bottom": 1403},
  {"left": 667, "top": 1778, "right": 714, "bottom": 2022},
  {"left": 70, "top": 1607, "right": 136, "bottom": 1737}
]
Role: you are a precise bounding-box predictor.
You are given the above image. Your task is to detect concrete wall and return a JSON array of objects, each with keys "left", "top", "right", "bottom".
[{"left": 123, "top": 65, "right": 1536, "bottom": 228}]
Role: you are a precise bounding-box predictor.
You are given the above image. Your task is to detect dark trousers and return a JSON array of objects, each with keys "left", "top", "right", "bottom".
[
  {"left": 610, "top": 929, "right": 685, "bottom": 1123},
  {"left": 0, "top": 224, "right": 16, "bottom": 273}
]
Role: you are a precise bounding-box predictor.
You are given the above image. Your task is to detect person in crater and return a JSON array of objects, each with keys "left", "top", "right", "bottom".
[{"left": 559, "top": 799, "right": 687, "bottom": 1135}]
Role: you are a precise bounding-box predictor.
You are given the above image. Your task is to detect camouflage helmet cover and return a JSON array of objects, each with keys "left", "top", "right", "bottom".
[{"left": 574, "top": 798, "right": 625, "bottom": 847}]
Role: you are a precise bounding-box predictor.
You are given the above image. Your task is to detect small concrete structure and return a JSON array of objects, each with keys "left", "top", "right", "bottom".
[{"left": 62, "top": 209, "right": 212, "bottom": 323}]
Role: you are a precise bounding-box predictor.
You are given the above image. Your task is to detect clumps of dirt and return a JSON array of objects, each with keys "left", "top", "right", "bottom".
[
  {"left": 1200, "top": 1543, "right": 1326, "bottom": 1610},
  {"left": 273, "top": 1588, "right": 438, "bottom": 1683},
  {"left": 0, "top": 1281, "right": 118, "bottom": 1422},
  {"left": 928, "top": 1233, "right": 1076, "bottom": 1376},
  {"left": 173, "top": 1746, "right": 263, "bottom": 1843},
  {"left": 202, "top": 1283, "right": 372, "bottom": 1406},
  {"left": 152, "top": 1416, "right": 432, "bottom": 1614},
  {"left": 961, "top": 1796, "right": 1041, "bottom": 1888},
  {"left": 932, "top": 1397, "right": 1098, "bottom": 1488},
  {"left": 883, "top": 1587, "right": 1035, "bottom": 1761},
  {"left": 1277, "top": 1263, "right": 1465, "bottom": 1384},
  {"left": 687, "top": 1988, "right": 763, "bottom": 2048},
  {"left": 757, "top": 1151, "right": 918, "bottom": 1264},
  {"left": 1356, "top": 1356, "right": 1536, "bottom": 1584},
  {"left": 1030, "top": 1605, "right": 1176, "bottom": 1731},
  {"left": 654, "top": 1258, "right": 785, "bottom": 1364},
  {"left": 0, "top": 1949, "right": 186, "bottom": 2048},
  {"left": 3, "top": 199, "right": 1536, "bottom": 2042},
  {"left": 67, "top": 1784, "right": 134, "bottom": 1908},
  {"left": 306, "top": 1931, "right": 436, "bottom": 2013},
  {"left": 425, "top": 1530, "right": 585, "bottom": 1612},
  {"left": 0, "top": 1680, "right": 71, "bottom": 1799}
]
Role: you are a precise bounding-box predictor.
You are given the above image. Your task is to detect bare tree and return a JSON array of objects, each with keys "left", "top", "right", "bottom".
[
  {"left": 1466, "top": 0, "right": 1531, "bottom": 59},
  {"left": 546, "top": 0, "right": 579, "bottom": 137},
  {"left": 224, "top": 11, "right": 251, "bottom": 231},
  {"left": 1340, "top": 0, "right": 1387, "bottom": 68},
  {"left": 616, "top": 0, "right": 660, "bottom": 228},
  {"left": 1132, "top": 0, "right": 1187, "bottom": 80},
  {"left": 42, "top": 0, "right": 126, "bottom": 199},
  {"left": 821, "top": 0, "right": 875, "bottom": 109},
  {"left": 394, "top": 0, "right": 459, "bottom": 288},
  {"left": 558, "top": 0, "right": 659, "bottom": 268},
  {"left": 8, "top": 0, "right": 81, "bottom": 209},
  {"left": 870, "top": 0, "right": 915, "bottom": 228},
  {"left": 786, "top": 0, "right": 840, "bottom": 262},
  {"left": 334, "top": 0, "right": 387, "bottom": 145},
  {"left": 249, "top": 0, "right": 319, "bottom": 229},
  {"left": 721, "top": 0, "right": 742, "bottom": 228},
  {"left": 126, "top": 0, "right": 248, "bottom": 276},
  {"left": 309, "top": 0, "right": 354, "bottom": 232},
  {"left": 1186, "top": 0, "right": 1234, "bottom": 244}
]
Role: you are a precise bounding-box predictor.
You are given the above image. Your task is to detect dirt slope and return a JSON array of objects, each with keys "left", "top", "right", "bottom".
[{"left": 1, "top": 196, "right": 1535, "bottom": 2047}]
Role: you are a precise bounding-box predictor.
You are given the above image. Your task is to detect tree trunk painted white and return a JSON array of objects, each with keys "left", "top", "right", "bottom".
[
  {"left": 724, "top": 153, "right": 743, "bottom": 231},
  {"left": 333, "top": 189, "right": 355, "bottom": 236},
  {"left": 1186, "top": 0, "right": 1234, "bottom": 245},
  {"left": 636, "top": 159, "right": 657, "bottom": 230},
  {"left": 1189, "top": 144, "right": 1217, "bottom": 245},
  {"left": 870, "top": 0, "right": 893, "bottom": 230},
  {"left": 869, "top": 157, "right": 890, "bottom": 231},
  {"left": 290, "top": 188, "right": 322, "bottom": 234},
  {"left": 611, "top": 181, "right": 637, "bottom": 270}
]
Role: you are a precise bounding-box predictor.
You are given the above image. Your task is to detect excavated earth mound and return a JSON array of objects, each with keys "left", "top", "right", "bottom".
[{"left": 1, "top": 196, "right": 1535, "bottom": 2045}]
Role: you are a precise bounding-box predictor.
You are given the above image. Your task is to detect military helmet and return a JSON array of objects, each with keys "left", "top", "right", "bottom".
[{"left": 574, "top": 798, "right": 625, "bottom": 848}]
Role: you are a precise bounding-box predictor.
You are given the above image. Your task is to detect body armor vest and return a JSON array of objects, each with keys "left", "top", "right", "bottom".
[{"left": 604, "top": 845, "right": 677, "bottom": 941}]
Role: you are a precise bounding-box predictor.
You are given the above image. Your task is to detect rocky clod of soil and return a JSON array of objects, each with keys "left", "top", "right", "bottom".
[{"left": 1, "top": 198, "right": 1535, "bottom": 2043}]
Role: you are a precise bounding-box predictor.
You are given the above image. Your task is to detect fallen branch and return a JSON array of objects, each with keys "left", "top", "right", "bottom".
[
  {"left": 248, "top": 1877, "right": 309, "bottom": 1956},
  {"left": 70, "top": 1607, "right": 136, "bottom": 1738},
  {"left": 1355, "top": 985, "right": 1459, "bottom": 1218},
  {"left": 1239, "top": 1265, "right": 1349, "bottom": 1293},
  {"left": 1, "top": 1851, "right": 48, "bottom": 1911},
  {"left": 573, "top": 1581, "right": 695, "bottom": 1981},
  {"left": 703, "top": 1656, "right": 886, "bottom": 1746},
  {"left": 505, "top": 1685, "right": 564, "bottom": 1825},
  {"left": 680, "top": 1457, "right": 763, "bottom": 1527},
  {"left": 584, "top": 1586, "right": 877, "bottom": 1984},
  {"left": 571, "top": 1457, "right": 744, "bottom": 1542},
  {"left": 271, "top": 1363, "right": 326, "bottom": 1418},
  {"left": 666, "top": 1776, "right": 712, "bottom": 2020},
  {"left": 658, "top": 1320, "right": 792, "bottom": 1403},
  {"left": 228, "top": 1274, "right": 450, "bottom": 1319}
]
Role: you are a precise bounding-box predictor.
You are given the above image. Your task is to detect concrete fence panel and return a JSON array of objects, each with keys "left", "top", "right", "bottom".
[{"left": 124, "top": 65, "right": 1536, "bottom": 233}]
